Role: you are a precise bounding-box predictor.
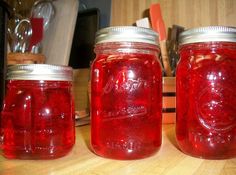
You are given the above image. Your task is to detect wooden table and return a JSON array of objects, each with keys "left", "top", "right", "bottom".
[{"left": 0, "top": 124, "right": 235, "bottom": 175}]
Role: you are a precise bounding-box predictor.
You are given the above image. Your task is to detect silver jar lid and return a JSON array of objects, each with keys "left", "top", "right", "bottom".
[
  {"left": 179, "top": 26, "right": 236, "bottom": 45},
  {"left": 95, "top": 26, "right": 159, "bottom": 46},
  {"left": 7, "top": 64, "right": 73, "bottom": 81}
]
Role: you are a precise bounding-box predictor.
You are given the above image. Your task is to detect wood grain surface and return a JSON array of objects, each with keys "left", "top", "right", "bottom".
[
  {"left": 111, "top": 0, "right": 236, "bottom": 29},
  {"left": 0, "top": 124, "right": 235, "bottom": 175}
]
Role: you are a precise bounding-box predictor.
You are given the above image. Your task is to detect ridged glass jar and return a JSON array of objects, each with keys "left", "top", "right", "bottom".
[
  {"left": 91, "top": 26, "right": 162, "bottom": 160},
  {"left": 0, "top": 64, "right": 75, "bottom": 159},
  {"left": 177, "top": 26, "right": 236, "bottom": 159}
]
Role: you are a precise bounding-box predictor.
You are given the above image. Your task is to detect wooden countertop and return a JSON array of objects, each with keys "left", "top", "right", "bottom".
[{"left": 0, "top": 124, "right": 235, "bottom": 175}]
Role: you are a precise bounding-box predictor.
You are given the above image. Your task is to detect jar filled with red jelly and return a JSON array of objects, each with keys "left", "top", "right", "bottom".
[
  {"left": 91, "top": 26, "right": 162, "bottom": 160},
  {"left": 0, "top": 64, "right": 75, "bottom": 159},
  {"left": 176, "top": 26, "right": 236, "bottom": 159}
]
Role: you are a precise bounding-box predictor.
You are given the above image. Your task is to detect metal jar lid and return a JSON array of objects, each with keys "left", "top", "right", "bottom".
[
  {"left": 7, "top": 64, "right": 73, "bottom": 81},
  {"left": 179, "top": 26, "right": 236, "bottom": 45},
  {"left": 95, "top": 26, "right": 159, "bottom": 46}
]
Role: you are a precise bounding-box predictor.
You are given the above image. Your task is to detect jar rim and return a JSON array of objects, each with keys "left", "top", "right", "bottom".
[
  {"left": 179, "top": 26, "right": 236, "bottom": 45},
  {"left": 95, "top": 26, "right": 159, "bottom": 46},
  {"left": 7, "top": 64, "right": 73, "bottom": 81}
]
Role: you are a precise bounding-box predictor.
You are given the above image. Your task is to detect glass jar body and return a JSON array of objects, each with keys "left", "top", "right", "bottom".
[
  {"left": 91, "top": 42, "right": 162, "bottom": 160},
  {"left": 176, "top": 42, "right": 236, "bottom": 159},
  {"left": 1, "top": 80, "right": 75, "bottom": 159}
]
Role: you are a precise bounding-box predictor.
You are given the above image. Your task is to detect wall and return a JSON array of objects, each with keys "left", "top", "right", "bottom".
[{"left": 111, "top": 0, "right": 236, "bottom": 29}]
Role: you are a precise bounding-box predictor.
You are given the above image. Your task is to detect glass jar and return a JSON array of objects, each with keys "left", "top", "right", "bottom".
[
  {"left": 177, "top": 26, "right": 236, "bottom": 159},
  {"left": 0, "top": 64, "right": 75, "bottom": 159},
  {"left": 91, "top": 26, "right": 162, "bottom": 160}
]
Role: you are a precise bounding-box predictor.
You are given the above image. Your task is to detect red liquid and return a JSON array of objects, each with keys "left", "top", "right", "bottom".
[
  {"left": 1, "top": 80, "right": 75, "bottom": 159},
  {"left": 176, "top": 42, "right": 236, "bottom": 159},
  {"left": 91, "top": 46, "right": 162, "bottom": 160}
]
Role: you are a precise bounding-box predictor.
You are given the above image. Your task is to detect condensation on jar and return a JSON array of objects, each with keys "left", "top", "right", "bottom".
[
  {"left": 0, "top": 64, "right": 75, "bottom": 159},
  {"left": 176, "top": 26, "right": 236, "bottom": 159},
  {"left": 91, "top": 26, "right": 162, "bottom": 160}
]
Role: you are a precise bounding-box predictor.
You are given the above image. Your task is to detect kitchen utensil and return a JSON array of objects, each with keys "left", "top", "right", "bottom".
[
  {"left": 168, "top": 25, "right": 185, "bottom": 75},
  {"left": 150, "top": 3, "right": 172, "bottom": 76},
  {"left": 7, "top": 13, "right": 22, "bottom": 51},
  {"left": 29, "top": 17, "right": 43, "bottom": 53},
  {"left": 31, "top": 0, "right": 55, "bottom": 31},
  {"left": 12, "top": 18, "right": 32, "bottom": 53},
  {"left": 136, "top": 17, "right": 151, "bottom": 28},
  {"left": 30, "top": 0, "right": 55, "bottom": 53}
]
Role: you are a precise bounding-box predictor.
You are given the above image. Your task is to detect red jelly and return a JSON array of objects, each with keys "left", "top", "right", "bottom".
[
  {"left": 177, "top": 26, "right": 236, "bottom": 159},
  {"left": 0, "top": 64, "right": 75, "bottom": 159},
  {"left": 91, "top": 26, "right": 162, "bottom": 160}
]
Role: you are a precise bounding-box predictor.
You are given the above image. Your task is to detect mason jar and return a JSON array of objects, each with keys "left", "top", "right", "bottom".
[
  {"left": 0, "top": 64, "right": 75, "bottom": 159},
  {"left": 177, "top": 26, "right": 236, "bottom": 159},
  {"left": 91, "top": 26, "right": 162, "bottom": 160}
]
